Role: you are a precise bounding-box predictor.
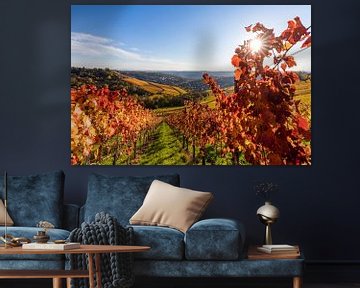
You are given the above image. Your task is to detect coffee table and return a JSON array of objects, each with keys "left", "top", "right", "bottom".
[{"left": 0, "top": 244, "right": 150, "bottom": 288}]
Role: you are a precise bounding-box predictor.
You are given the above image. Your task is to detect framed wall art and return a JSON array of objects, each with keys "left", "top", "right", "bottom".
[{"left": 71, "top": 5, "right": 311, "bottom": 166}]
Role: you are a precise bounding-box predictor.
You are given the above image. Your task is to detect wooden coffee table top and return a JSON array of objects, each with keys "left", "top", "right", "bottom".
[{"left": 0, "top": 244, "right": 150, "bottom": 255}]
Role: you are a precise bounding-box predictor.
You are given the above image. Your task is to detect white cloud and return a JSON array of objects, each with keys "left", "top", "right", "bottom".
[
  {"left": 71, "top": 32, "right": 190, "bottom": 70},
  {"left": 71, "top": 32, "right": 112, "bottom": 44},
  {"left": 71, "top": 32, "right": 140, "bottom": 59}
]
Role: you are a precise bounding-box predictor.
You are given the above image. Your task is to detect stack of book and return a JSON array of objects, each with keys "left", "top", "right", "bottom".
[
  {"left": 22, "top": 242, "right": 80, "bottom": 250},
  {"left": 248, "top": 244, "right": 300, "bottom": 259},
  {"left": 257, "top": 244, "right": 299, "bottom": 254}
]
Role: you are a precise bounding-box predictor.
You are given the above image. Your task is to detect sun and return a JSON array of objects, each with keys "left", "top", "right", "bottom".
[{"left": 249, "top": 38, "right": 263, "bottom": 53}]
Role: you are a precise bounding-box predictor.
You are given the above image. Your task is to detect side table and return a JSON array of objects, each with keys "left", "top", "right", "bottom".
[
  {"left": 0, "top": 244, "right": 150, "bottom": 288},
  {"left": 247, "top": 245, "right": 303, "bottom": 288}
]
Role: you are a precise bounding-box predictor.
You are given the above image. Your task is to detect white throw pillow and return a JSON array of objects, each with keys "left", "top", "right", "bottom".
[{"left": 130, "top": 180, "right": 213, "bottom": 233}]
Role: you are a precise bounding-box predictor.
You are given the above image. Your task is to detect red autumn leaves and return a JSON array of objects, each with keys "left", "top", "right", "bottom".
[
  {"left": 208, "top": 16, "right": 312, "bottom": 165},
  {"left": 281, "top": 16, "right": 311, "bottom": 47},
  {"left": 71, "top": 85, "right": 159, "bottom": 165}
]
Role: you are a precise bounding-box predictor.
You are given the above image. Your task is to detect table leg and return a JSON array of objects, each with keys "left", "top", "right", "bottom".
[
  {"left": 95, "top": 253, "right": 102, "bottom": 288},
  {"left": 52, "top": 278, "right": 62, "bottom": 288},
  {"left": 293, "top": 276, "right": 302, "bottom": 288},
  {"left": 88, "top": 253, "right": 95, "bottom": 288},
  {"left": 66, "top": 277, "right": 72, "bottom": 288}
]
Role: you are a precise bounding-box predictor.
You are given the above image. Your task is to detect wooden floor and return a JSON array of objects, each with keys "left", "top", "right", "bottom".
[{"left": 1, "top": 280, "right": 360, "bottom": 288}]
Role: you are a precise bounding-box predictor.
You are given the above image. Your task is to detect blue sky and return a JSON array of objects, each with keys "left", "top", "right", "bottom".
[{"left": 71, "top": 5, "right": 311, "bottom": 71}]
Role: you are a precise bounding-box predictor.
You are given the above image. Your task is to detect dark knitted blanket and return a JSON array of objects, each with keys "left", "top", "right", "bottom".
[{"left": 68, "top": 212, "right": 134, "bottom": 288}]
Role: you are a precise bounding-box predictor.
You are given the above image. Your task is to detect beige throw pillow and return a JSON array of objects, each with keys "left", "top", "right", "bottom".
[
  {"left": 130, "top": 180, "right": 213, "bottom": 233},
  {"left": 0, "top": 199, "right": 14, "bottom": 226}
]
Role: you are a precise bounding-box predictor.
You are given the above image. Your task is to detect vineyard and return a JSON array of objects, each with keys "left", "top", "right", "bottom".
[
  {"left": 71, "top": 17, "right": 311, "bottom": 165},
  {"left": 71, "top": 86, "right": 160, "bottom": 165}
]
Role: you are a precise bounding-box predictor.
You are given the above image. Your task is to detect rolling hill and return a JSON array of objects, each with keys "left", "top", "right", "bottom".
[
  {"left": 122, "top": 76, "right": 187, "bottom": 96},
  {"left": 71, "top": 67, "right": 206, "bottom": 109},
  {"left": 121, "top": 70, "right": 235, "bottom": 92}
]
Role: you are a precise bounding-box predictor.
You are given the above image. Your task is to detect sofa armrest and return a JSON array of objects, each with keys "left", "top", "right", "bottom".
[
  {"left": 184, "top": 218, "right": 245, "bottom": 260},
  {"left": 63, "top": 204, "right": 80, "bottom": 231}
]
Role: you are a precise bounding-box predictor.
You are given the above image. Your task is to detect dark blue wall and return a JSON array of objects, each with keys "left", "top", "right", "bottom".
[{"left": 0, "top": 0, "right": 359, "bottom": 263}]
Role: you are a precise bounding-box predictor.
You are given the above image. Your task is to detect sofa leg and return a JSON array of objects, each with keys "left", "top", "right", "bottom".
[
  {"left": 293, "top": 276, "right": 302, "bottom": 288},
  {"left": 53, "top": 278, "right": 62, "bottom": 288}
]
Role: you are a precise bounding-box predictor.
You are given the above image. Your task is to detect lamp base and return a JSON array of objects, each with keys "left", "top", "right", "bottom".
[{"left": 265, "top": 223, "right": 272, "bottom": 245}]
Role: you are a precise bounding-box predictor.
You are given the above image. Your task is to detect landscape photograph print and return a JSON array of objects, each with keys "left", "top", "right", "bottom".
[{"left": 71, "top": 5, "right": 311, "bottom": 166}]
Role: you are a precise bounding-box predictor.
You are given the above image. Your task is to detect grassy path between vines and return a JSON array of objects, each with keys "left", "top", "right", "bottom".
[{"left": 138, "top": 121, "right": 189, "bottom": 165}]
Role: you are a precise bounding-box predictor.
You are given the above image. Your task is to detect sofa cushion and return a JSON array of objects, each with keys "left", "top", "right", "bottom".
[
  {"left": 130, "top": 180, "right": 213, "bottom": 233},
  {"left": 130, "top": 225, "right": 184, "bottom": 260},
  {"left": 184, "top": 218, "right": 245, "bottom": 260},
  {"left": 84, "top": 174, "right": 180, "bottom": 225},
  {"left": 0, "top": 199, "right": 14, "bottom": 226},
  {"left": 0, "top": 227, "right": 70, "bottom": 261},
  {"left": 0, "top": 171, "right": 64, "bottom": 227}
]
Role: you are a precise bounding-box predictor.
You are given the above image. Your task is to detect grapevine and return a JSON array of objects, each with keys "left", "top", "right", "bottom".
[
  {"left": 203, "top": 17, "right": 311, "bottom": 165},
  {"left": 71, "top": 85, "right": 159, "bottom": 165}
]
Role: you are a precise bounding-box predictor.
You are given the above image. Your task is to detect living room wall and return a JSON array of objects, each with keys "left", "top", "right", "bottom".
[{"left": 0, "top": 0, "right": 359, "bottom": 266}]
